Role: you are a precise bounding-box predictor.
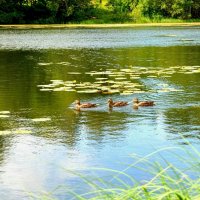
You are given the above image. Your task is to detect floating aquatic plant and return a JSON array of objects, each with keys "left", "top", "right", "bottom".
[
  {"left": 0, "top": 111, "right": 10, "bottom": 118},
  {"left": 0, "top": 129, "right": 32, "bottom": 135},
  {"left": 37, "top": 65, "right": 199, "bottom": 95},
  {"left": 38, "top": 62, "right": 53, "bottom": 66},
  {"left": 32, "top": 118, "right": 51, "bottom": 122},
  {"left": 0, "top": 115, "right": 10, "bottom": 118},
  {"left": 0, "top": 111, "right": 10, "bottom": 114}
]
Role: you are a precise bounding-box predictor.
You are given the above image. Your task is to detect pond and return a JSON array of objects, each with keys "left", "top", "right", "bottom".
[{"left": 0, "top": 26, "right": 200, "bottom": 199}]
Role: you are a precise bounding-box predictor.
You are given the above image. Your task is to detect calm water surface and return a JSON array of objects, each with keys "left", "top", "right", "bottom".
[{"left": 0, "top": 27, "right": 200, "bottom": 199}]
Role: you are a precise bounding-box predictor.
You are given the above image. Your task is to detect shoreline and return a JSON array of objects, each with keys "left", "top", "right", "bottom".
[{"left": 0, "top": 22, "right": 200, "bottom": 29}]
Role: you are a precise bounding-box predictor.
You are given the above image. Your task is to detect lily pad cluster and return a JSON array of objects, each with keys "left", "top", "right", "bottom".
[
  {"left": 37, "top": 65, "right": 200, "bottom": 95},
  {"left": 38, "top": 78, "right": 145, "bottom": 95},
  {"left": 0, "top": 111, "right": 10, "bottom": 118}
]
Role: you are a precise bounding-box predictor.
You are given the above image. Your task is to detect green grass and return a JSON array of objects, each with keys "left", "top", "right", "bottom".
[{"left": 30, "top": 139, "right": 200, "bottom": 200}]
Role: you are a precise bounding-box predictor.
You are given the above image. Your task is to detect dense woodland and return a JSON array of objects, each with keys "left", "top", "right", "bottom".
[{"left": 0, "top": 0, "right": 199, "bottom": 24}]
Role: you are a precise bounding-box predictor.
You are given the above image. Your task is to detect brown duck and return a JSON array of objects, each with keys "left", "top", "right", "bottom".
[
  {"left": 74, "top": 100, "right": 97, "bottom": 110},
  {"left": 107, "top": 98, "right": 128, "bottom": 108},
  {"left": 133, "top": 98, "right": 155, "bottom": 107}
]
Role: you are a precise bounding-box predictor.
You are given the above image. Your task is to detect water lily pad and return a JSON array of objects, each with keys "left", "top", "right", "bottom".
[
  {"left": 169, "top": 88, "right": 184, "bottom": 92},
  {"left": 115, "top": 77, "right": 127, "bottom": 80},
  {"left": 37, "top": 85, "right": 55, "bottom": 88},
  {"left": 56, "top": 62, "right": 70, "bottom": 65},
  {"left": 53, "top": 87, "right": 66, "bottom": 91},
  {"left": 0, "top": 129, "right": 32, "bottom": 135},
  {"left": 157, "top": 89, "right": 171, "bottom": 93},
  {"left": 95, "top": 78, "right": 108, "bottom": 80},
  {"left": 120, "top": 90, "right": 134, "bottom": 95},
  {"left": 86, "top": 71, "right": 112, "bottom": 75},
  {"left": 50, "top": 80, "right": 64, "bottom": 82},
  {"left": 38, "top": 62, "right": 53, "bottom": 66},
  {"left": 32, "top": 118, "right": 51, "bottom": 122},
  {"left": 0, "top": 115, "right": 10, "bottom": 118},
  {"left": 0, "top": 130, "right": 12, "bottom": 135},
  {"left": 184, "top": 72, "right": 195, "bottom": 74},
  {"left": 98, "top": 86, "right": 110, "bottom": 90},
  {"left": 64, "top": 83, "right": 75, "bottom": 87},
  {"left": 179, "top": 39, "right": 194, "bottom": 41},
  {"left": 102, "top": 90, "right": 120, "bottom": 94},
  {"left": 120, "top": 69, "right": 133, "bottom": 72},
  {"left": 77, "top": 90, "right": 100, "bottom": 94},
  {"left": 192, "top": 70, "right": 200, "bottom": 73},
  {"left": 158, "top": 83, "right": 169, "bottom": 87},
  {"left": 162, "top": 34, "right": 177, "bottom": 37},
  {"left": 106, "top": 80, "right": 115, "bottom": 83},
  {"left": 111, "top": 84, "right": 122, "bottom": 89},
  {"left": 130, "top": 76, "right": 140, "bottom": 79},
  {"left": 40, "top": 88, "right": 53, "bottom": 91},
  {"left": 0, "top": 111, "right": 10, "bottom": 114},
  {"left": 133, "top": 91, "right": 146, "bottom": 93},
  {"left": 65, "top": 89, "right": 76, "bottom": 92},
  {"left": 68, "top": 72, "right": 82, "bottom": 75},
  {"left": 120, "top": 93, "right": 133, "bottom": 95},
  {"left": 13, "top": 129, "right": 32, "bottom": 134}
]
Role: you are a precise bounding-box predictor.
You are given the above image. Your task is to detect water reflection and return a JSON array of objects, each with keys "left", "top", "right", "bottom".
[
  {"left": 164, "top": 106, "right": 200, "bottom": 140},
  {"left": 0, "top": 42, "right": 200, "bottom": 199}
]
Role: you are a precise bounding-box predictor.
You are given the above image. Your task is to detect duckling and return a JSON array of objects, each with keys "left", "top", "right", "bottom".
[
  {"left": 107, "top": 98, "right": 128, "bottom": 108},
  {"left": 133, "top": 98, "right": 155, "bottom": 107},
  {"left": 74, "top": 100, "right": 97, "bottom": 110}
]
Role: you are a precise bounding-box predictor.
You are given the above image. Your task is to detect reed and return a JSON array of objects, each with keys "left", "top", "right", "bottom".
[{"left": 33, "top": 139, "right": 200, "bottom": 200}]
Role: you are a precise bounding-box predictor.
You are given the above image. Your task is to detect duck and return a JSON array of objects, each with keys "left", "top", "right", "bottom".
[
  {"left": 133, "top": 98, "right": 155, "bottom": 107},
  {"left": 74, "top": 100, "right": 97, "bottom": 110},
  {"left": 107, "top": 98, "right": 128, "bottom": 108}
]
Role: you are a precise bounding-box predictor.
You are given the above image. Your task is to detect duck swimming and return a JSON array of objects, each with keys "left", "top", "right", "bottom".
[
  {"left": 107, "top": 98, "right": 128, "bottom": 108},
  {"left": 74, "top": 100, "right": 97, "bottom": 110},
  {"left": 133, "top": 98, "right": 155, "bottom": 107}
]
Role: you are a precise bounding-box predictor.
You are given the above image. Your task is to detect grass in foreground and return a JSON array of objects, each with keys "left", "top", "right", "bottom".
[{"left": 30, "top": 140, "right": 200, "bottom": 200}]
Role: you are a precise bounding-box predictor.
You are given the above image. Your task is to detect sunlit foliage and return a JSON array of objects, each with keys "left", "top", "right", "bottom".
[{"left": 0, "top": 0, "right": 199, "bottom": 24}]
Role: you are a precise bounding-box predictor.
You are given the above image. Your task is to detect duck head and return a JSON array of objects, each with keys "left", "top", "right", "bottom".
[
  {"left": 107, "top": 98, "right": 113, "bottom": 104},
  {"left": 107, "top": 98, "right": 113, "bottom": 108},
  {"left": 75, "top": 100, "right": 80, "bottom": 105},
  {"left": 133, "top": 98, "right": 139, "bottom": 104}
]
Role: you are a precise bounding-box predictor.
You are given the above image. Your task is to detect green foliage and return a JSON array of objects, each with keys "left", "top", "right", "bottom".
[
  {"left": 0, "top": 0, "right": 93, "bottom": 24},
  {"left": 106, "top": 0, "right": 199, "bottom": 22},
  {"left": 0, "top": 0, "right": 199, "bottom": 24}
]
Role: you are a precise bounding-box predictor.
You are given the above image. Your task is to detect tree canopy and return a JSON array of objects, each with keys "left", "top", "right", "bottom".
[{"left": 0, "top": 0, "right": 199, "bottom": 24}]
